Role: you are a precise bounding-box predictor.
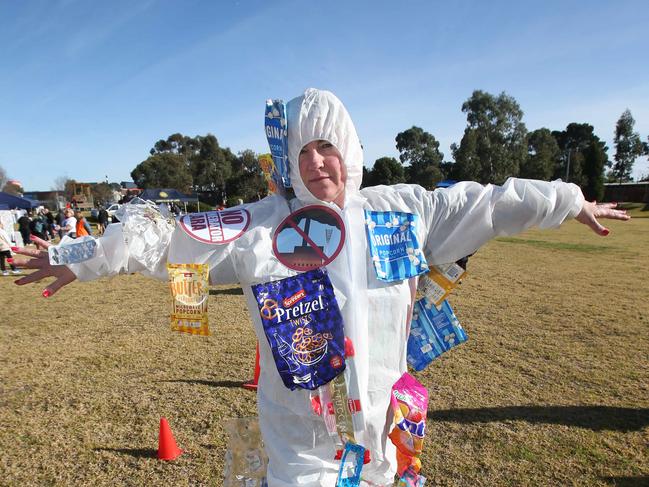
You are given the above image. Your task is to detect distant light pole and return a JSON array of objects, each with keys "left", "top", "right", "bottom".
[{"left": 565, "top": 149, "right": 572, "bottom": 182}]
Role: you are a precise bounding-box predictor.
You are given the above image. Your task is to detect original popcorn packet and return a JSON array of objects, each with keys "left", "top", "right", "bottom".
[
  {"left": 251, "top": 268, "right": 346, "bottom": 391},
  {"left": 167, "top": 263, "right": 210, "bottom": 336},
  {"left": 364, "top": 211, "right": 428, "bottom": 282}
]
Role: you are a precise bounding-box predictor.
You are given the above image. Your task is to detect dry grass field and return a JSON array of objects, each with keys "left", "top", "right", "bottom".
[{"left": 1, "top": 215, "right": 647, "bottom": 486}]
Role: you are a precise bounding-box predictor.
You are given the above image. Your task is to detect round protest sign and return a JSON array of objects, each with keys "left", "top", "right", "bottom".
[
  {"left": 272, "top": 205, "right": 345, "bottom": 271},
  {"left": 179, "top": 208, "right": 250, "bottom": 244}
]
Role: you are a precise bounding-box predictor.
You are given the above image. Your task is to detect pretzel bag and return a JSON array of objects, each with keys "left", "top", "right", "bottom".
[{"left": 251, "top": 268, "right": 346, "bottom": 390}]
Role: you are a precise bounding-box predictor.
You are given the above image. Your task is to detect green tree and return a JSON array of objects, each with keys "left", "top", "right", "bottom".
[
  {"left": 552, "top": 123, "right": 608, "bottom": 201},
  {"left": 2, "top": 180, "right": 22, "bottom": 195},
  {"left": 612, "top": 109, "right": 644, "bottom": 182},
  {"left": 189, "top": 134, "right": 234, "bottom": 192},
  {"left": 365, "top": 157, "right": 406, "bottom": 187},
  {"left": 131, "top": 153, "right": 192, "bottom": 192},
  {"left": 520, "top": 128, "right": 560, "bottom": 180},
  {"left": 451, "top": 90, "right": 527, "bottom": 184},
  {"left": 91, "top": 182, "right": 115, "bottom": 206},
  {"left": 227, "top": 150, "right": 267, "bottom": 202},
  {"left": 395, "top": 126, "right": 443, "bottom": 189}
]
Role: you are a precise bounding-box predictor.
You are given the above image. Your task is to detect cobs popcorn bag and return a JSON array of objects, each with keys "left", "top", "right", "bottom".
[
  {"left": 167, "top": 263, "right": 210, "bottom": 336},
  {"left": 407, "top": 299, "right": 467, "bottom": 371},
  {"left": 251, "top": 268, "right": 346, "bottom": 391}
]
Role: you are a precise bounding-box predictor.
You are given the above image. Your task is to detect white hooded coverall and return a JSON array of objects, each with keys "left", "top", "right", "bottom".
[{"left": 69, "top": 89, "right": 584, "bottom": 486}]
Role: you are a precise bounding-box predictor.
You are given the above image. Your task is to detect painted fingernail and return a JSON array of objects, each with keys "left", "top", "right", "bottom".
[
  {"left": 11, "top": 247, "right": 19, "bottom": 251},
  {"left": 42, "top": 289, "right": 51, "bottom": 298},
  {"left": 30, "top": 235, "right": 36, "bottom": 240},
  {"left": 602, "top": 229, "right": 610, "bottom": 236},
  {"left": 6, "top": 258, "right": 13, "bottom": 263}
]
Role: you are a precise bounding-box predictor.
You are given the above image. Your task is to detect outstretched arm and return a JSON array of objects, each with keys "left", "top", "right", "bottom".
[
  {"left": 12, "top": 236, "right": 76, "bottom": 297},
  {"left": 575, "top": 201, "right": 630, "bottom": 235}
]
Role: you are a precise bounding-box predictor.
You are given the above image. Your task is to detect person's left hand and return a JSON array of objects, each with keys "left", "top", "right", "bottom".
[{"left": 575, "top": 201, "right": 630, "bottom": 236}]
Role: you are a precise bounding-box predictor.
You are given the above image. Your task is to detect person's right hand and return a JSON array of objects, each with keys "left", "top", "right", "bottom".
[{"left": 12, "top": 235, "right": 77, "bottom": 297}]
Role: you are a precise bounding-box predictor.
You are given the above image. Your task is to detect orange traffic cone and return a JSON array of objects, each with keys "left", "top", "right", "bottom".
[
  {"left": 242, "top": 343, "right": 260, "bottom": 390},
  {"left": 157, "top": 417, "right": 183, "bottom": 461}
]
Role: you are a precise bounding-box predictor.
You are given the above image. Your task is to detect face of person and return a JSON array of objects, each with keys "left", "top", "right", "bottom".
[{"left": 298, "top": 140, "right": 347, "bottom": 207}]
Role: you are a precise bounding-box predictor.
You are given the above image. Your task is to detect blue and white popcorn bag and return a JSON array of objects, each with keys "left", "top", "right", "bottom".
[
  {"left": 407, "top": 299, "right": 468, "bottom": 371},
  {"left": 364, "top": 211, "right": 428, "bottom": 282},
  {"left": 48, "top": 236, "right": 99, "bottom": 265},
  {"left": 264, "top": 99, "right": 291, "bottom": 190}
]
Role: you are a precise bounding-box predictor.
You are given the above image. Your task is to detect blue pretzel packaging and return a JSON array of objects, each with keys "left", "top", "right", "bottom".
[
  {"left": 251, "top": 268, "right": 346, "bottom": 390},
  {"left": 364, "top": 211, "right": 428, "bottom": 282},
  {"left": 407, "top": 299, "right": 468, "bottom": 371}
]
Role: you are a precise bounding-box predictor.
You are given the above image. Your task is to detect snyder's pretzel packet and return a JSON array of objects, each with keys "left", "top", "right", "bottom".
[
  {"left": 251, "top": 268, "right": 346, "bottom": 391},
  {"left": 167, "top": 263, "right": 210, "bottom": 336},
  {"left": 388, "top": 373, "right": 428, "bottom": 476}
]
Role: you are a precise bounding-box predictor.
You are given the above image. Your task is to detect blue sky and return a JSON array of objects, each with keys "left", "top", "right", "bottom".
[{"left": 1, "top": 0, "right": 648, "bottom": 191}]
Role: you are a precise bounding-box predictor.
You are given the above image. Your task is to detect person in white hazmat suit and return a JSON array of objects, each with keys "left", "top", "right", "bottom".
[{"left": 15, "top": 88, "right": 629, "bottom": 486}]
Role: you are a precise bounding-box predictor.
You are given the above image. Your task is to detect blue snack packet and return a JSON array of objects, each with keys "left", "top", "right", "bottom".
[
  {"left": 364, "top": 211, "right": 428, "bottom": 282},
  {"left": 264, "top": 99, "right": 291, "bottom": 190},
  {"left": 407, "top": 299, "right": 468, "bottom": 371},
  {"left": 251, "top": 268, "right": 346, "bottom": 390}
]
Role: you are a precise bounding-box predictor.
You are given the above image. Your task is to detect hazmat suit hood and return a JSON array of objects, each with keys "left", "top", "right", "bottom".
[{"left": 287, "top": 88, "right": 364, "bottom": 206}]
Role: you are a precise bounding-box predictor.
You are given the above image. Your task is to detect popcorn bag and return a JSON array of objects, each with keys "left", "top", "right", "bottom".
[
  {"left": 388, "top": 373, "right": 428, "bottom": 476},
  {"left": 251, "top": 268, "right": 346, "bottom": 390},
  {"left": 364, "top": 211, "right": 428, "bottom": 282},
  {"left": 167, "top": 263, "right": 210, "bottom": 336},
  {"left": 407, "top": 299, "right": 467, "bottom": 371}
]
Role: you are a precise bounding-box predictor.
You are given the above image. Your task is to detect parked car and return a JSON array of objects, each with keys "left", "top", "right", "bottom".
[
  {"left": 106, "top": 204, "right": 121, "bottom": 217},
  {"left": 90, "top": 208, "right": 99, "bottom": 219}
]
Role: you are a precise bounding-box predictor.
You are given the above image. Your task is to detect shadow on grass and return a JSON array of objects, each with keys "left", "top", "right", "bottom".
[
  {"left": 428, "top": 405, "right": 649, "bottom": 432},
  {"left": 160, "top": 379, "right": 245, "bottom": 388},
  {"left": 93, "top": 447, "right": 157, "bottom": 459},
  {"left": 601, "top": 477, "right": 649, "bottom": 487},
  {"left": 209, "top": 287, "right": 244, "bottom": 295}
]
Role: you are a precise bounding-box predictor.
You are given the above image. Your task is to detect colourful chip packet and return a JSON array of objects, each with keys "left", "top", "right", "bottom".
[
  {"left": 251, "top": 268, "right": 346, "bottom": 391},
  {"left": 388, "top": 373, "right": 428, "bottom": 476},
  {"left": 167, "top": 263, "right": 210, "bottom": 336}
]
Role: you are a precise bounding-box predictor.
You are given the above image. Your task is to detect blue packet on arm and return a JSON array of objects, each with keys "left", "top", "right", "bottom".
[
  {"left": 251, "top": 268, "right": 346, "bottom": 391},
  {"left": 407, "top": 299, "right": 468, "bottom": 371}
]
